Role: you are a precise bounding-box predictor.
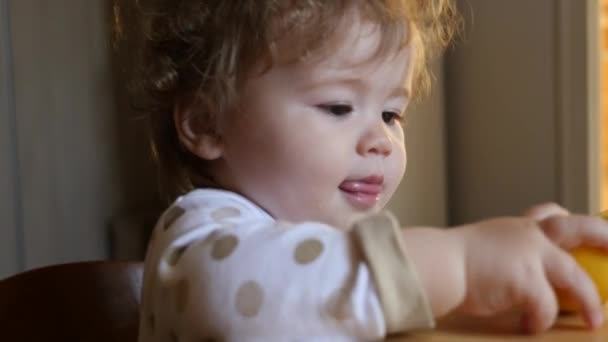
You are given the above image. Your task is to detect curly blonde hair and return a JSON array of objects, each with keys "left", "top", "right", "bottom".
[{"left": 114, "top": 0, "right": 460, "bottom": 199}]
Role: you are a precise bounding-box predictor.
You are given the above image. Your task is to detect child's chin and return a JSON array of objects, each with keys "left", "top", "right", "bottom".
[{"left": 334, "top": 211, "right": 375, "bottom": 230}]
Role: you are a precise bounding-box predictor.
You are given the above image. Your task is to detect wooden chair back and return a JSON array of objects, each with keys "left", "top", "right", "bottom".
[{"left": 0, "top": 261, "right": 143, "bottom": 342}]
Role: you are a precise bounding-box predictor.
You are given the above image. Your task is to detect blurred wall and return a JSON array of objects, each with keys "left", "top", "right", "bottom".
[
  {"left": 0, "top": 0, "right": 161, "bottom": 278},
  {"left": 445, "top": 0, "right": 599, "bottom": 224},
  {"left": 0, "top": 0, "right": 20, "bottom": 278}
]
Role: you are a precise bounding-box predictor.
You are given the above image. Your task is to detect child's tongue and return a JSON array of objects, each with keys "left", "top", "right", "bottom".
[{"left": 338, "top": 180, "right": 382, "bottom": 195}]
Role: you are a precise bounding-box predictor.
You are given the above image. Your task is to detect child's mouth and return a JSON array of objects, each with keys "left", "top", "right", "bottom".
[{"left": 339, "top": 175, "right": 384, "bottom": 209}]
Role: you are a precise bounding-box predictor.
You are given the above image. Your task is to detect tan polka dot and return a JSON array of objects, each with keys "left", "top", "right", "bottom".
[
  {"left": 211, "top": 207, "right": 241, "bottom": 221},
  {"left": 175, "top": 278, "right": 190, "bottom": 314},
  {"left": 211, "top": 235, "right": 239, "bottom": 260},
  {"left": 294, "top": 238, "right": 324, "bottom": 264},
  {"left": 235, "top": 281, "right": 264, "bottom": 318},
  {"left": 164, "top": 206, "right": 186, "bottom": 230},
  {"left": 167, "top": 244, "right": 191, "bottom": 266}
]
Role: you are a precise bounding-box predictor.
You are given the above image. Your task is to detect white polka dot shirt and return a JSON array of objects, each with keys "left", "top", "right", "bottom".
[{"left": 138, "top": 189, "right": 433, "bottom": 342}]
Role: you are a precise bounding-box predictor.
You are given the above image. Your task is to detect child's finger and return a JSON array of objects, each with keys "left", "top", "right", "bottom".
[
  {"left": 525, "top": 202, "right": 569, "bottom": 221},
  {"left": 540, "top": 215, "right": 608, "bottom": 250},
  {"left": 518, "top": 270, "right": 558, "bottom": 334},
  {"left": 544, "top": 248, "right": 604, "bottom": 328}
]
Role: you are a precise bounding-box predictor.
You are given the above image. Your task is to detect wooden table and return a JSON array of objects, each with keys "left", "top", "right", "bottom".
[{"left": 388, "top": 310, "right": 608, "bottom": 341}]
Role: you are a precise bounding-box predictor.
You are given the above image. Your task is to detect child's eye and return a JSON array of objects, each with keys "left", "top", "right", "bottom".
[
  {"left": 382, "top": 111, "right": 403, "bottom": 125},
  {"left": 317, "top": 104, "right": 353, "bottom": 116}
]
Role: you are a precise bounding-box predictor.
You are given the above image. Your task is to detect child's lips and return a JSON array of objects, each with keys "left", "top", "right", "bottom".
[{"left": 339, "top": 177, "right": 384, "bottom": 209}]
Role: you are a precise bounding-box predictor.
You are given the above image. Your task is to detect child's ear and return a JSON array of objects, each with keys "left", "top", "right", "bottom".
[{"left": 174, "top": 101, "right": 223, "bottom": 161}]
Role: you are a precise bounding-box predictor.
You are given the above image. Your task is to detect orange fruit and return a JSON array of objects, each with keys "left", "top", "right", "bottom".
[{"left": 558, "top": 210, "right": 608, "bottom": 312}]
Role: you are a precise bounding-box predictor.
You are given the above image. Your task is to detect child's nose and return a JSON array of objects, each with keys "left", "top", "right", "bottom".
[{"left": 357, "top": 124, "right": 392, "bottom": 157}]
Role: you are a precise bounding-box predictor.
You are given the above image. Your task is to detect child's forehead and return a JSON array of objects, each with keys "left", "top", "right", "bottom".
[
  {"left": 280, "top": 22, "right": 414, "bottom": 84},
  {"left": 324, "top": 22, "right": 411, "bottom": 67},
  {"left": 259, "top": 46, "right": 413, "bottom": 100}
]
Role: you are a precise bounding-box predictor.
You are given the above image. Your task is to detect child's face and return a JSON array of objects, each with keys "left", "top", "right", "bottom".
[{"left": 213, "top": 20, "right": 413, "bottom": 229}]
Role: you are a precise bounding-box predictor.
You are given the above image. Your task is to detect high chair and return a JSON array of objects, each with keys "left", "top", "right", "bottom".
[{"left": 0, "top": 260, "right": 143, "bottom": 342}]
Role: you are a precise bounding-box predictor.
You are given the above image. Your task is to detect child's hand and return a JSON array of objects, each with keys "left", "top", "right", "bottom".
[{"left": 457, "top": 212, "right": 608, "bottom": 333}]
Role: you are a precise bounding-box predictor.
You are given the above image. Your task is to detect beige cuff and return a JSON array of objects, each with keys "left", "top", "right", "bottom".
[{"left": 352, "top": 211, "right": 435, "bottom": 333}]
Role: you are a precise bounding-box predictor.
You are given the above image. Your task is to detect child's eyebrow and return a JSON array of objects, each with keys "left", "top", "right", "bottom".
[{"left": 300, "top": 76, "right": 411, "bottom": 99}]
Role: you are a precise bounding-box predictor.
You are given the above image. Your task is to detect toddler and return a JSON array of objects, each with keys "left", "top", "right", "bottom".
[{"left": 129, "top": 1, "right": 608, "bottom": 341}]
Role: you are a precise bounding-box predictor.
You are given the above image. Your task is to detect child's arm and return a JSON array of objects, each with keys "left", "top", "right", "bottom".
[
  {"left": 398, "top": 227, "right": 466, "bottom": 318},
  {"left": 138, "top": 191, "right": 435, "bottom": 341},
  {"left": 402, "top": 210, "right": 608, "bottom": 334}
]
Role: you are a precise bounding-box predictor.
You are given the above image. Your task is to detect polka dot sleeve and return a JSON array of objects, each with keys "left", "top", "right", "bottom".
[{"left": 138, "top": 189, "right": 427, "bottom": 342}]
